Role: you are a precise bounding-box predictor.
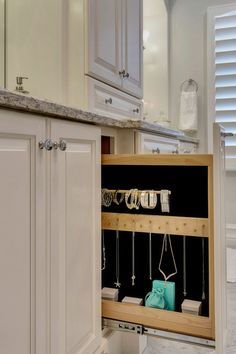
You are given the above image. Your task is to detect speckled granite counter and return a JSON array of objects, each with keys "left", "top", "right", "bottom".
[{"left": 0, "top": 88, "right": 198, "bottom": 144}]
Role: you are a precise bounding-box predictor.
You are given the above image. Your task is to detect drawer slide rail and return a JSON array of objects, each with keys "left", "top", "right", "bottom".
[{"left": 102, "top": 318, "right": 215, "bottom": 348}]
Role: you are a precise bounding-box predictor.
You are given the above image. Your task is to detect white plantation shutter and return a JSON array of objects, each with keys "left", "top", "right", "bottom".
[{"left": 214, "top": 11, "right": 236, "bottom": 170}]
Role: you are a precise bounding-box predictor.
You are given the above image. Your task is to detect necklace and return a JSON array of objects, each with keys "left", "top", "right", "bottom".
[
  {"left": 101, "top": 230, "right": 106, "bottom": 271},
  {"left": 202, "top": 238, "right": 206, "bottom": 300},
  {"left": 114, "top": 230, "right": 121, "bottom": 288},
  {"left": 149, "top": 233, "right": 152, "bottom": 280},
  {"left": 158, "top": 234, "right": 177, "bottom": 282},
  {"left": 183, "top": 236, "right": 187, "bottom": 297},
  {"left": 131, "top": 231, "right": 136, "bottom": 286}
]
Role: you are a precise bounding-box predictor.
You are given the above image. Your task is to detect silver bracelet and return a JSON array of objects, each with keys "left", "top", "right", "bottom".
[
  {"left": 101, "top": 188, "right": 113, "bottom": 207},
  {"left": 125, "top": 189, "right": 140, "bottom": 210},
  {"left": 140, "top": 190, "right": 157, "bottom": 209},
  {"left": 113, "top": 190, "right": 125, "bottom": 205},
  {"left": 125, "top": 189, "right": 135, "bottom": 209}
]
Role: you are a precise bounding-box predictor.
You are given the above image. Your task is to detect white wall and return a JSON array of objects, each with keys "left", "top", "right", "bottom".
[
  {"left": 169, "top": 0, "right": 236, "bottom": 152},
  {"left": 225, "top": 171, "right": 236, "bottom": 225},
  {"left": 0, "top": 0, "right": 4, "bottom": 87},
  {"left": 143, "top": 0, "right": 169, "bottom": 123},
  {"left": 6, "top": 0, "right": 65, "bottom": 103}
]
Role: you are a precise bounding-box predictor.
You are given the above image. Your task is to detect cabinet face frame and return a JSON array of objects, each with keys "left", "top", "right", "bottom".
[{"left": 101, "top": 154, "right": 215, "bottom": 339}]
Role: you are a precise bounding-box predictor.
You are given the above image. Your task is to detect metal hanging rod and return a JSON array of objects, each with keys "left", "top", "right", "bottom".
[{"left": 102, "top": 189, "right": 171, "bottom": 195}]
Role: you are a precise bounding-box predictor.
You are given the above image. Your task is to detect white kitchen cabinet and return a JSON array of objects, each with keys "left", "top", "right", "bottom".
[
  {"left": 0, "top": 110, "right": 47, "bottom": 354},
  {"left": 87, "top": 0, "right": 143, "bottom": 98},
  {"left": 135, "top": 132, "right": 180, "bottom": 154},
  {"left": 50, "top": 119, "right": 101, "bottom": 354},
  {"left": 88, "top": 77, "right": 143, "bottom": 120},
  {"left": 121, "top": 0, "right": 143, "bottom": 98},
  {"left": 0, "top": 110, "right": 101, "bottom": 354},
  {"left": 178, "top": 140, "right": 197, "bottom": 154},
  {"left": 87, "top": 0, "right": 122, "bottom": 88}
]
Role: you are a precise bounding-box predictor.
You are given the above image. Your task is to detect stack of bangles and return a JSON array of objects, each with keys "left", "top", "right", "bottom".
[
  {"left": 101, "top": 188, "right": 159, "bottom": 210},
  {"left": 124, "top": 189, "right": 158, "bottom": 209}
]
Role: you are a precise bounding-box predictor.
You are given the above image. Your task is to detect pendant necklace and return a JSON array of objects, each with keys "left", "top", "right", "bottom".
[
  {"left": 114, "top": 230, "right": 121, "bottom": 288},
  {"left": 101, "top": 229, "right": 106, "bottom": 271},
  {"left": 131, "top": 231, "right": 136, "bottom": 286},
  {"left": 149, "top": 232, "right": 152, "bottom": 280}
]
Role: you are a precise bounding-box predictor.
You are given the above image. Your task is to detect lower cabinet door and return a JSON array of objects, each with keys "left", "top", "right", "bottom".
[
  {"left": 50, "top": 119, "right": 101, "bottom": 354},
  {"left": 0, "top": 110, "right": 47, "bottom": 354}
]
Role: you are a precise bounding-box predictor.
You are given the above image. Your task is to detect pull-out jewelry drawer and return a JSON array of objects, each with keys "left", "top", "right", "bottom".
[{"left": 101, "top": 154, "right": 214, "bottom": 340}]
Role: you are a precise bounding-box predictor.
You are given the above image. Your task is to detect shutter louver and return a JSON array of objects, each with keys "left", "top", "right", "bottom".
[{"left": 215, "top": 12, "right": 236, "bottom": 170}]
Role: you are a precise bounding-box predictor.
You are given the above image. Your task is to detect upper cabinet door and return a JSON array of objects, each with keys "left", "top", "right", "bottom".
[
  {"left": 50, "top": 119, "right": 101, "bottom": 354},
  {"left": 87, "top": 0, "right": 122, "bottom": 87},
  {"left": 87, "top": 0, "right": 143, "bottom": 99},
  {"left": 122, "top": 0, "right": 143, "bottom": 98}
]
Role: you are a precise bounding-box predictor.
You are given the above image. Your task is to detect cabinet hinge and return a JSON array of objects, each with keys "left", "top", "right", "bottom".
[{"left": 102, "top": 318, "right": 215, "bottom": 348}]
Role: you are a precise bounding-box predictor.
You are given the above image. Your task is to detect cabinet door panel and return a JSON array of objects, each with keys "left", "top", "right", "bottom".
[
  {"left": 0, "top": 138, "right": 31, "bottom": 354},
  {"left": 88, "top": 0, "right": 122, "bottom": 87},
  {"left": 0, "top": 111, "right": 47, "bottom": 354},
  {"left": 122, "top": 0, "right": 143, "bottom": 98},
  {"left": 50, "top": 120, "right": 101, "bottom": 354}
]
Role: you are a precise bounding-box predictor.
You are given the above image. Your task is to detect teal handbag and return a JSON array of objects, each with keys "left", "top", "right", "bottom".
[{"left": 145, "top": 280, "right": 175, "bottom": 311}]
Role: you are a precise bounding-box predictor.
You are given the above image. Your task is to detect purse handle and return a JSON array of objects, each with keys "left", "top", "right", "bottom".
[{"left": 158, "top": 234, "right": 177, "bottom": 282}]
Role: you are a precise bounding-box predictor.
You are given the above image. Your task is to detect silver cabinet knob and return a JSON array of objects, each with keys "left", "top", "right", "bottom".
[
  {"left": 59, "top": 140, "right": 67, "bottom": 151},
  {"left": 38, "top": 139, "right": 67, "bottom": 151},
  {"left": 44, "top": 139, "right": 53, "bottom": 150},
  {"left": 39, "top": 139, "right": 53, "bottom": 150},
  {"left": 119, "top": 70, "right": 125, "bottom": 76},
  {"left": 119, "top": 70, "right": 129, "bottom": 78},
  {"left": 133, "top": 108, "right": 139, "bottom": 114},
  {"left": 105, "top": 98, "right": 112, "bottom": 104}
]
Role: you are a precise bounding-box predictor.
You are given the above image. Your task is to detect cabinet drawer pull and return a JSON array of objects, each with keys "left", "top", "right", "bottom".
[
  {"left": 172, "top": 149, "right": 179, "bottom": 154},
  {"left": 133, "top": 108, "right": 139, "bottom": 114},
  {"left": 105, "top": 98, "right": 112, "bottom": 104},
  {"left": 152, "top": 147, "right": 160, "bottom": 154}
]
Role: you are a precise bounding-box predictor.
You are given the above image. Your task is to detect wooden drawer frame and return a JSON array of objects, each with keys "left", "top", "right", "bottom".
[{"left": 101, "top": 154, "right": 214, "bottom": 339}]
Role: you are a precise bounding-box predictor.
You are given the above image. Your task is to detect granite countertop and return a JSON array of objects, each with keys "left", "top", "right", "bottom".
[{"left": 0, "top": 88, "right": 198, "bottom": 144}]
